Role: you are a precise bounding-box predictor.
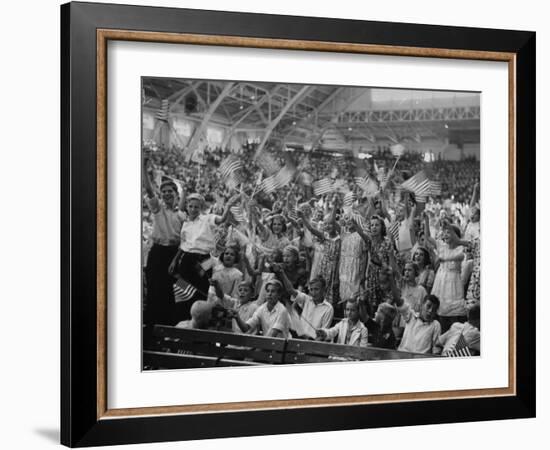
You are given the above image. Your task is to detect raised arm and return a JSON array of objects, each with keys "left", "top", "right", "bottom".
[
  {"left": 142, "top": 157, "right": 156, "bottom": 199},
  {"left": 229, "top": 310, "right": 251, "bottom": 333},
  {"left": 329, "top": 194, "right": 340, "bottom": 223},
  {"left": 403, "top": 191, "right": 411, "bottom": 219},
  {"left": 386, "top": 266, "right": 403, "bottom": 307},
  {"left": 242, "top": 252, "right": 260, "bottom": 278},
  {"left": 208, "top": 278, "right": 225, "bottom": 303},
  {"left": 422, "top": 211, "right": 437, "bottom": 248},
  {"left": 214, "top": 194, "right": 241, "bottom": 225},
  {"left": 365, "top": 197, "right": 376, "bottom": 219},
  {"left": 298, "top": 209, "right": 324, "bottom": 241},
  {"left": 378, "top": 196, "right": 392, "bottom": 222},
  {"left": 271, "top": 263, "right": 298, "bottom": 298},
  {"left": 252, "top": 212, "right": 268, "bottom": 239},
  {"left": 353, "top": 217, "right": 371, "bottom": 245},
  {"left": 178, "top": 186, "right": 187, "bottom": 212}
]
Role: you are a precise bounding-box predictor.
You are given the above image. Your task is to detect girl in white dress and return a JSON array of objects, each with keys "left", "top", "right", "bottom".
[
  {"left": 338, "top": 214, "right": 367, "bottom": 302},
  {"left": 429, "top": 224, "right": 467, "bottom": 333}
]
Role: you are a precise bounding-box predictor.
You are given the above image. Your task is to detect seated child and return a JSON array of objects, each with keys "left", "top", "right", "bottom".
[
  {"left": 365, "top": 302, "right": 398, "bottom": 349},
  {"left": 393, "top": 262, "right": 428, "bottom": 343},
  {"left": 209, "top": 279, "right": 259, "bottom": 334},
  {"left": 384, "top": 266, "right": 442, "bottom": 354},
  {"left": 316, "top": 299, "right": 368, "bottom": 347},
  {"left": 175, "top": 300, "right": 214, "bottom": 330},
  {"left": 436, "top": 297, "right": 480, "bottom": 356}
]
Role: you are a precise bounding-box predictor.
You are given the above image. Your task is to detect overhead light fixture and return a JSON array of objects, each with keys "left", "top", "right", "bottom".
[
  {"left": 239, "top": 105, "right": 244, "bottom": 110},
  {"left": 292, "top": 121, "right": 297, "bottom": 125},
  {"left": 348, "top": 127, "right": 353, "bottom": 131},
  {"left": 444, "top": 123, "right": 449, "bottom": 129}
]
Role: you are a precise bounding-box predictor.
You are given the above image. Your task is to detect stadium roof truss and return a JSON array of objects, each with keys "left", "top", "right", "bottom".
[{"left": 143, "top": 78, "right": 480, "bottom": 152}]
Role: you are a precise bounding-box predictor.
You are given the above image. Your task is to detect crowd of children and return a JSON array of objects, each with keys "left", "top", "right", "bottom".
[{"left": 142, "top": 143, "right": 481, "bottom": 358}]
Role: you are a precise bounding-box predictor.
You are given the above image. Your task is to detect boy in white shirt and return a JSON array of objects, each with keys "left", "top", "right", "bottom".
[{"left": 316, "top": 299, "right": 368, "bottom": 347}]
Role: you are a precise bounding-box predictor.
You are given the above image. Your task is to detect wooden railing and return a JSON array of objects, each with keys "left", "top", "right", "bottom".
[{"left": 143, "top": 325, "right": 435, "bottom": 370}]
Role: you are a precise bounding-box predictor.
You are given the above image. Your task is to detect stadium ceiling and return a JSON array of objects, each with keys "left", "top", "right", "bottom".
[{"left": 143, "top": 78, "right": 480, "bottom": 152}]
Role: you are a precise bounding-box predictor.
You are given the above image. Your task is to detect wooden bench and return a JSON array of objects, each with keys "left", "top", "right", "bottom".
[
  {"left": 143, "top": 325, "right": 287, "bottom": 369},
  {"left": 144, "top": 326, "right": 435, "bottom": 369},
  {"left": 284, "top": 338, "right": 434, "bottom": 364}
]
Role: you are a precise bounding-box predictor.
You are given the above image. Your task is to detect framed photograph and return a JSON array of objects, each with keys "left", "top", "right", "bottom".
[{"left": 61, "top": 1, "right": 535, "bottom": 447}]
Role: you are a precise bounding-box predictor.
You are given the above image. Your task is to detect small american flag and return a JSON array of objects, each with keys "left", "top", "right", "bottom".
[
  {"left": 416, "top": 195, "right": 427, "bottom": 203},
  {"left": 230, "top": 205, "right": 246, "bottom": 223},
  {"left": 388, "top": 221, "right": 400, "bottom": 243},
  {"left": 313, "top": 178, "right": 333, "bottom": 196},
  {"left": 287, "top": 204, "right": 299, "bottom": 222},
  {"left": 401, "top": 170, "right": 432, "bottom": 197},
  {"left": 173, "top": 278, "right": 199, "bottom": 303},
  {"left": 219, "top": 155, "right": 243, "bottom": 179},
  {"left": 259, "top": 165, "right": 296, "bottom": 193},
  {"left": 445, "top": 333, "right": 472, "bottom": 357},
  {"left": 427, "top": 181, "right": 442, "bottom": 197},
  {"left": 155, "top": 99, "right": 170, "bottom": 122},
  {"left": 259, "top": 175, "right": 278, "bottom": 194},
  {"left": 219, "top": 155, "right": 245, "bottom": 189},
  {"left": 343, "top": 191, "right": 356, "bottom": 207}
]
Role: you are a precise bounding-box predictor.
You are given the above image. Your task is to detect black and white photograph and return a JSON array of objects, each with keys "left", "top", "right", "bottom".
[{"left": 141, "top": 78, "right": 481, "bottom": 369}]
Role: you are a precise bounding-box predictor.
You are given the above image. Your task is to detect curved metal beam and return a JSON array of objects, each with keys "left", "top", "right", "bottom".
[
  {"left": 184, "top": 82, "right": 236, "bottom": 161},
  {"left": 253, "top": 85, "right": 312, "bottom": 159}
]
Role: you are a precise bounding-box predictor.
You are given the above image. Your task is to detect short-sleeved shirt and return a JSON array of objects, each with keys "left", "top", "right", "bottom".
[
  {"left": 246, "top": 302, "right": 290, "bottom": 338},
  {"left": 179, "top": 213, "right": 220, "bottom": 254},
  {"left": 147, "top": 198, "right": 186, "bottom": 246},
  {"left": 397, "top": 302, "right": 441, "bottom": 354},
  {"left": 438, "top": 321, "right": 480, "bottom": 355},
  {"left": 292, "top": 292, "right": 334, "bottom": 339},
  {"left": 221, "top": 295, "right": 260, "bottom": 334}
]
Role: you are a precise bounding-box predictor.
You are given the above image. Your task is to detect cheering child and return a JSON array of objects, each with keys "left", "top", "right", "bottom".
[
  {"left": 316, "top": 299, "right": 368, "bottom": 347},
  {"left": 383, "top": 266, "right": 442, "bottom": 354}
]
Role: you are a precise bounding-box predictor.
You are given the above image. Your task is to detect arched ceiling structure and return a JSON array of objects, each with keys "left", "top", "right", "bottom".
[{"left": 143, "top": 78, "right": 480, "bottom": 153}]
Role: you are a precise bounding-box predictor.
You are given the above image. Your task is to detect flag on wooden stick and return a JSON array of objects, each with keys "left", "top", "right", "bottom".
[
  {"left": 401, "top": 170, "right": 432, "bottom": 197},
  {"left": 219, "top": 155, "right": 243, "bottom": 179},
  {"left": 230, "top": 205, "right": 246, "bottom": 223},
  {"left": 343, "top": 191, "right": 356, "bottom": 208},
  {"left": 155, "top": 99, "right": 170, "bottom": 122},
  {"left": 258, "top": 164, "right": 296, "bottom": 194},
  {"left": 444, "top": 333, "right": 472, "bottom": 357},
  {"left": 313, "top": 178, "right": 333, "bottom": 196},
  {"left": 219, "top": 155, "right": 245, "bottom": 189},
  {"left": 388, "top": 221, "right": 400, "bottom": 244},
  {"left": 287, "top": 203, "right": 299, "bottom": 222},
  {"left": 427, "top": 181, "right": 442, "bottom": 197},
  {"left": 173, "top": 278, "right": 200, "bottom": 303}
]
